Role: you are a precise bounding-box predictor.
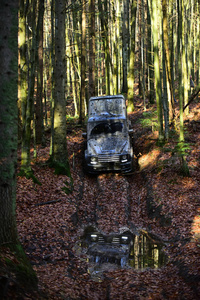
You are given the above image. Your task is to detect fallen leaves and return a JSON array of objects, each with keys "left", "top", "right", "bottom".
[{"left": 14, "top": 104, "right": 200, "bottom": 299}]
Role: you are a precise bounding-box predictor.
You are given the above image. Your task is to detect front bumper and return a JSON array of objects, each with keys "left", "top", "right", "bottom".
[{"left": 84, "top": 154, "right": 132, "bottom": 174}]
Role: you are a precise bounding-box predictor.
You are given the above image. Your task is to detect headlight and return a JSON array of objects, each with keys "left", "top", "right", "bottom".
[
  {"left": 90, "top": 234, "right": 98, "bottom": 241},
  {"left": 90, "top": 156, "right": 98, "bottom": 164},
  {"left": 121, "top": 235, "right": 129, "bottom": 244},
  {"left": 121, "top": 155, "right": 128, "bottom": 163}
]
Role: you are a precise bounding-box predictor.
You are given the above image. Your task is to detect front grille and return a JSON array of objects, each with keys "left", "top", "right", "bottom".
[
  {"left": 98, "top": 235, "right": 105, "bottom": 243},
  {"left": 98, "top": 154, "right": 120, "bottom": 163},
  {"left": 112, "top": 237, "right": 120, "bottom": 244}
]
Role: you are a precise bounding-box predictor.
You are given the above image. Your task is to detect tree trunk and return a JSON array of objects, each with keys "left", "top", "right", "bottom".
[
  {"left": 72, "top": 8, "right": 81, "bottom": 114},
  {"left": 79, "top": 0, "right": 86, "bottom": 123},
  {"left": 181, "top": 2, "right": 189, "bottom": 115},
  {"left": 0, "top": 0, "right": 18, "bottom": 244},
  {"left": 127, "top": 0, "right": 137, "bottom": 112},
  {"left": 178, "top": 0, "right": 184, "bottom": 142},
  {"left": 113, "top": 0, "right": 120, "bottom": 95},
  {"left": 141, "top": 0, "right": 146, "bottom": 110},
  {"left": 122, "top": 0, "right": 129, "bottom": 94},
  {"left": 88, "top": 0, "right": 96, "bottom": 99},
  {"left": 149, "top": 0, "right": 163, "bottom": 140},
  {"left": 35, "top": 0, "right": 45, "bottom": 145},
  {"left": 177, "top": 0, "right": 189, "bottom": 176},
  {"left": 50, "top": 0, "right": 55, "bottom": 157},
  {"left": 162, "top": 19, "right": 169, "bottom": 139},
  {"left": 18, "top": 0, "right": 27, "bottom": 141},
  {"left": 18, "top": 0, "right": 29, "bottom": 173},
  {"left": 169, "top": 0, "right": 175, "bottom": 109},
  {"left": 162, "top": 0, "right": 175, "bottom": 121},
  {"left": 98, "top": 0, "right": 110, "bottom": 95},
  {"left": 53, "top": 0, "right": 69, "bottom": 173},
  {"left": 147, "top": 2, "right": 154, "bottom": 104},
  {"left": 198, "top": 2, "right": 200, "bottom": 86},
  {"left": 20, "top": 0, "right": 37, "bottom": 176}
]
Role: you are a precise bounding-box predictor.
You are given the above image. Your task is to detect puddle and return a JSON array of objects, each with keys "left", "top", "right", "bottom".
[{"left": 75, "top": 226, "right": 168, "bottom": 281}]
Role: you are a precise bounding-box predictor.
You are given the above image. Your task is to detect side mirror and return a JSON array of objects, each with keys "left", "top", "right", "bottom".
[{"left": 82, "top": 132, "right": 87, "bottom": 138}]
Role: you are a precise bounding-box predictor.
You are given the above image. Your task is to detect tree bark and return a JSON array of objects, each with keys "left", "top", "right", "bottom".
[
  {"left": 177, "top": 0, "right": 189, "bottom": 176},
  {"left": 79, "top": 0, "right": 86, "bottom": 123},
  {"left": 19, "top": 0, "right": 31, "bottom": 174},
  {"left": 88, "top": 0, "right": 96, "bottom": 99},
  {"left": 98, "top": 0, "right": 110, "bottom": 95},
  {"left": 113, "top": 0, "right": 120, "bottom": 95},
  {"left": 0, "top": 0, "right": 18, "bottom": 244},
  {"left": 122, "top": 0, "right": 129, "bottom": 94},
  {"left": 50, "top": 0, "right": 55, "bottom": 156},
  {"left": 149, "top": 0, "right": 163, "bottom": 140},
  {"left": 162, "top": 0, "right": 175, "bottom": 121},
  {"left": 53, "top": 0, "right": 69, "bottom": 171},
  {"left": 20, "top": 0, "right": 38, "bottom": 176},
  {"left": 127, "top": 0, "right": 137, "bottom": 112},
  {"left": 35, "top": 0, "right": 45, "bottom": 145},
  {"left": 147, "top": 3, "right": 154, "bottom": 104}
]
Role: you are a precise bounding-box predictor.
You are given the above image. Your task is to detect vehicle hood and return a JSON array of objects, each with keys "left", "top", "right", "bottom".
[{"left": 88, "top": 135, "right": 129, "bottom": 155}]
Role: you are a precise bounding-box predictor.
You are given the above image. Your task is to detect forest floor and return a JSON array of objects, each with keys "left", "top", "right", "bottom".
[{"left": 1, "top": 97, "right": 200, "bottom": 299}]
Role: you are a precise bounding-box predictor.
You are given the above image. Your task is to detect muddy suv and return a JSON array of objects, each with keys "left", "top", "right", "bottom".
[{"left": 83, "top": 95, "right": 133, "bottom": 174}]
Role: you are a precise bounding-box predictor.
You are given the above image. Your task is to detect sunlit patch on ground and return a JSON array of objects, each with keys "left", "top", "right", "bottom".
[
  {"left": 139, "top": 148, "right": 161, "bottom": 170},
  {"left": 191, "top": 209, "right": 200, "bottom": 241}
]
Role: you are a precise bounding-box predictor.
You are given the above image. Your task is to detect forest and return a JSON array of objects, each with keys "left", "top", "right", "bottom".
[{"left": 0, "top": 0, "right": 200, "bottom": 299}]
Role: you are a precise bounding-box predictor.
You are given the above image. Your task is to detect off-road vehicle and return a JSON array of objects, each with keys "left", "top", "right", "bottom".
[{"left": 82, "top": 95, "right": 133, "bottom": 173}]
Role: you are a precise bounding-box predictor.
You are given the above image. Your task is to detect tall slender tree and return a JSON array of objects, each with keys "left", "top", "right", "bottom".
[
  {"left": 52, "top": 0, "right": 70, "bottom": 174},
  {"left": 50, "top": 0, "right": 55, "bottom": 156},
  {"left": 162, "top": 17, "right": 169, "bottom": 139},
  {"left": 149, "top": 0, "right": 163, "bottom": 140},
  {"left": 141, "top": 0, "right": 146, "bottom": 110},
  {"left": 98, "top": 0, "right": 111, "bottom": 95},
  {"left": 177, "top": 0, "right": 189, "bottom": 175},
  {"left": 35, "top": 0, "right": 45, "bottom": 145},
  {"left": 18, "top": 0, "right": 30, "bottom": 175},
  {"left": 181, "top": 1, "right": 189, "bottom": 115},
  {"left": 147, "top": 2, "right": 154, "bottom": 104},
  {"left": 18, "top": 0, "right": 27, "bottom": 139},
  {"left": 113, "top": 0, "right": 120, "bottom": 95},
  {"left": 20, "top": 0, "right": 37, "bottom": 177},
  {"left": 122, "top": 0, "right": 129, "bottom": 94},
  {"left": 88, "top": 0, "right": 96, "bottom": 99},
  {"left": 127, "top": 0, "right": 137, "bottom": 112},
  {"left": 178, "top": 0, "right": 184, "bottom": 143},
  {"left": 162, "top": 0, "right": 175, "bottom": 122},
  {"left": 79, "top": 0, "right": 86, "bottom": 123},
  {"left": 198, "top": 1, "right": 200, "bottom": 86}
]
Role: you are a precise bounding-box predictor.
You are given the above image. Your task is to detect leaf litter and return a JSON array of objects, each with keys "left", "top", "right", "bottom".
[{"left": 15, "top": 100, "right": 200, "bottom": 299}]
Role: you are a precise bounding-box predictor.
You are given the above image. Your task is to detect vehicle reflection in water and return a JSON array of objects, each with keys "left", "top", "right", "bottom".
[{"left": 79, "top": 226, "right": 167, "bottom": 275}]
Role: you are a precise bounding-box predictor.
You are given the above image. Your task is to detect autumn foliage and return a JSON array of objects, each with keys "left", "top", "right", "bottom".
[{"left": 1, "top": 99, "right": 200, "bottom": 299}]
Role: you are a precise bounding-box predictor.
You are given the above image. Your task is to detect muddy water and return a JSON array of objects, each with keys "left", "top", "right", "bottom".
[
  {"left": 75, "top": 173, "right": 167, "bottom": 280},
  {"left": 74, "top": 225, "right": 168, "bottom": 281}
]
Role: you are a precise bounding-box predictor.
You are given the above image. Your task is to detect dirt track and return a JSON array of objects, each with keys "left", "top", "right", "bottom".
[{"left": 16, "top": 108, "right": 200, "bottom": 299}]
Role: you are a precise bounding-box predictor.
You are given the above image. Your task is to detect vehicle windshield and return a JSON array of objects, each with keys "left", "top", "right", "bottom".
[
  {"left": 89, "top": 98, "right": 126, "bottom": 117},
  {"left": 88, "top": 120, "right": 127, "bottom": 137}
]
